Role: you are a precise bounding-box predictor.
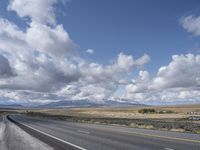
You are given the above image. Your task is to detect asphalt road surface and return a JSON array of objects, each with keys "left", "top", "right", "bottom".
[{"left": 8, "top": 114, "right": 200, "bottom": 150}]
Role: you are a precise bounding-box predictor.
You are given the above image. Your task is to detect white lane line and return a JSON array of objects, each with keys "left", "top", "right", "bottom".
[
  {"left": 164, "top": 148, "right": 175, "bottom": 150},
  {"left": 13, "top": 119, "right": 87, "bottom": 150},
  {"left": 77, "top": 130, "right": 90, "bottom": 134}
]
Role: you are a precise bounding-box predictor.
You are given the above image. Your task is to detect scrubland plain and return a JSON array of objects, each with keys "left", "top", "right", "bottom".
[{"left": 22, "top": 104, "right": 200, "bottom": 134}]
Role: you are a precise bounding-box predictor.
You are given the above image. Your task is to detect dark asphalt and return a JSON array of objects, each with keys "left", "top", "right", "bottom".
[{"left": 8, "top": 115, "right": 200, "bottom": 150}]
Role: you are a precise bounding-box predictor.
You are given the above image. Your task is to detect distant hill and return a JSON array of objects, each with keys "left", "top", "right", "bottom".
[
  {"left": 0, "top": 104, "right": 23, "bottom": 109},
  {"left": 37, "top": 99, "right": 145, "bottom": 108}
]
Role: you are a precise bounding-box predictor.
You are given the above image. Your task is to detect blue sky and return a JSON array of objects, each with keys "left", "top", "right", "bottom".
[
  {"left": 60, "top": 0, "right": 200, "bottom": 72},
  {"left": 1, "top": 0, "right": 200, "bottom": 72},
  {"left": 0, "top": 0, "right": 200, "bottom": 105}
]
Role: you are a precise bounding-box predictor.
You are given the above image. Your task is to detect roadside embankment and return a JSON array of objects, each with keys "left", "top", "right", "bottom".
[{"left": 0, "top": 115, "right": 54, "bottom": 150}]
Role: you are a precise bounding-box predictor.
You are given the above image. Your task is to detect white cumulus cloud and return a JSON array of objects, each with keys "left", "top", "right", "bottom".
[
  {"left": 123, "top": 54, "right": 200, "bottom": 104},
  {"left": 180, "top": 15, "right": 200, "bottom": 36},
  {"left": 8, "top": 0, "right": 57, "bottom": 25},
  {"left": 86, "top": 49, "right": 94, "bottom": 54},
  {"left": 1, "top": 0, "right": 199, "bottom": 105},
  {"left": 0, "top": 0, "right": 149, "bottom": 104}
]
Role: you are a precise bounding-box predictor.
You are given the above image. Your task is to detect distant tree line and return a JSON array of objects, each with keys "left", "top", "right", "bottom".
[{"left": 138, "top": 108, "right": 156, "bottom": 114}]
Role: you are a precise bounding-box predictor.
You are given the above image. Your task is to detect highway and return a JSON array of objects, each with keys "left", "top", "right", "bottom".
[{"left": 8, "top": 115, "right": 200, "bottom": 150}]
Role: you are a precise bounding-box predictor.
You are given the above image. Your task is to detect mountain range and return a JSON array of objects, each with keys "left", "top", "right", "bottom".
[
  {"left": 0, "top": 99, "right": 145, "bottom": 109},
  {"left": 36, "top": 99, "right": 145, "bottom": 108}
]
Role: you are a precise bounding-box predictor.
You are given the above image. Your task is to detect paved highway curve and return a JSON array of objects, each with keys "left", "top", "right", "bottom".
[{"left": 7, "top": 114, "right": 200, "bottom": 150}]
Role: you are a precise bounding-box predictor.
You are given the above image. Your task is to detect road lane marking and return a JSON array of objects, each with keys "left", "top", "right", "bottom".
[
  {"left": 9, "top": 115, "right": 200, "bottom": 147},
  {"left": 93, "top": 126, "right": 200, "bottom": 144},
  {"left": 164, "top": 148, "right": 175, "bottom": 150},
  {"left": 123, "top": 130, "right": 200, "bottom": 144},
  {"left": 10, "top": 118, "right": 87, "bottom": 150},
  {"left": 77, "top": 130, "right": 90, "bottom": 134}
]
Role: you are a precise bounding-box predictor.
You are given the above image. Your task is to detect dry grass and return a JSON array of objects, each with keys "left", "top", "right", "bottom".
[
  {"left": 26, "top": 104, "right": 200, "bottom": 120},
  {"left": 24, "top": 104, "right": 200, "bottom": 134}
]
